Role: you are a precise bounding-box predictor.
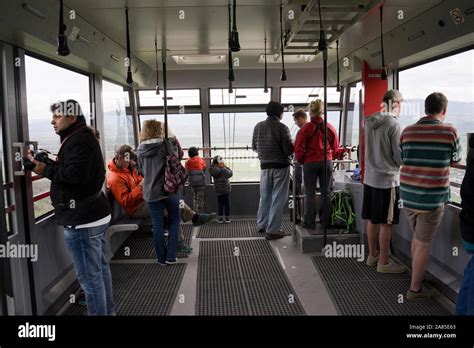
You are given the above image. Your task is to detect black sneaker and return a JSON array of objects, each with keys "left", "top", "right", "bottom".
[
  {"left": 257, "top": 228, "right": 265, "bottom": 234},
  {"left": 265, "top": 231, "right": 285, "bottom": 240},
  {"left": 217, "top": 217, "right": 224, "bottom": 224},
  {"left": 165, "top": 258, "right": 178, "bottom": 265},
  {"left": 225, "top": 217, "right": 231, "bottom": 224}
]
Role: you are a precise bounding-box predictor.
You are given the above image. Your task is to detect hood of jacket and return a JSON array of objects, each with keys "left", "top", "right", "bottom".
[
  {"left": 108, "top": 159, "right": 134, "bottom": 173},
  {"left": 366, "top": 112, "right": 398, "bottom": 130},
  {"left": 137, "top": 138, "right": 164, "bottom": 158}
]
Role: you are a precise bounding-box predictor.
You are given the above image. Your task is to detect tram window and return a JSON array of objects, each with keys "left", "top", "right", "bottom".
[
  {"left": 138, "top": 89, "right": 200, "bottom": 107},
  {"left": 209, "top": 88, "right": 271, "bottom": 105},
  {"left": 280, "top": 87, "right": 341, "bottom": 104},
  {"left": 25, "top": 55, "right": 92, "bottom": 219},
  {"left": 209, "top": 112, "right": 267, "bottom": 182},
  {"left": 398, "top": 49, "right": 473, "bottom": 203},
  {"left": 139, "top": 114, "right": 203, "bottom": 149},
  {"left": 103, "top": 80, "right": 133, "bottom": 165},
  {"left": 346, "top": 82, "right": 362, "bottom": 159}
]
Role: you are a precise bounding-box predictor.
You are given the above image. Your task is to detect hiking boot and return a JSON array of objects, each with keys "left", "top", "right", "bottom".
[
  {"left": 377, "top": 260, "right": 407, "bottom": 274},
  {"left": 366, "top": 253, "right": 379, "bottom": 267},
  {"left": 225, "top": 217, "right": 231, "bottom": 224},
  {"left": 165, "top": 258, "right": 178, "bottom": 265},
  {"left": 406, "top": 285, "right": 435, "bottom": 300},
  {"left": 193, "top": 213, "right": 218, "bottom": 226},
  {"left": 265, "top": 230, "right": 285, "bottom": 240},
  {"left": 217, "top": 216, "right": 224, "bottom": 224},
  {"left": 178, "top": 242, "right": 193, "bottom": 254}
]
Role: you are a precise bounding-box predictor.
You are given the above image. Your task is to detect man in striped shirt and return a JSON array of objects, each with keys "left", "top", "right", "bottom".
[{"left": 400, "top": 92, "right": 462, "bottom": 300}]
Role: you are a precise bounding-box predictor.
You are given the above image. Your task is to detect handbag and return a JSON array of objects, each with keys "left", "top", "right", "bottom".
[{"left": 163, "top": 139, "right": 188, "bottom": 193}]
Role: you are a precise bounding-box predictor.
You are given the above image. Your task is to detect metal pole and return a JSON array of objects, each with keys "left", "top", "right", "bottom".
[
  {"left": 162, "top": 49, "right": 168, "bottom": 139},
  {"left": 323, "top": 49, "right": 328, "bottom": 246}
]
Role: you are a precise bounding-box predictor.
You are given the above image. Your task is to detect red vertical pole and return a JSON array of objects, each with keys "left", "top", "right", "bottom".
[{"left": 360, "top": 61, "right": 388, "bottom": 182}]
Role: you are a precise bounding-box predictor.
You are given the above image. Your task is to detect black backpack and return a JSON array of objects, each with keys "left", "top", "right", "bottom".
[{"left": 329, "top": 190, "right": 356, "bottom": 232}]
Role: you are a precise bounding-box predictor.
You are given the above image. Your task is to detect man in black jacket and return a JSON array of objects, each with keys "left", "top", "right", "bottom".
[
  {"left": 456, "top": 134, "right": 474, "bottom": 315},
  {"left": 252, "top": 101, "right": 294, "bottom": 240},
  {"left": 31, "top": 100, "right": 114, "bottom": 315}
]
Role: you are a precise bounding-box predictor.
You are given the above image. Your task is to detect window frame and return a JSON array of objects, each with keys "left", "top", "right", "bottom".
[
  {"left": 24, "top": 52, "right": 95, "bottom": 220},
  {"left": 137, "top": 88, "right": 201, "bottom": 109},
  {"left": 279, "top": 86, "right": 344, "bottom": 106},
  {"left": 208, "top": 87, "right": 273, "bottom": 107}
]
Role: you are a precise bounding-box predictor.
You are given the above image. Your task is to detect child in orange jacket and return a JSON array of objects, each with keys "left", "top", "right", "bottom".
[{"left": 185, "top": 147, "right": 206, "bottom": 213}]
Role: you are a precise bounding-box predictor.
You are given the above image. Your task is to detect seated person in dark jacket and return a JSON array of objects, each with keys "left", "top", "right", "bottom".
[
  {"left": 456, "top": 135, "right": 474, "bottom": 315},
  {"left": 107, "top": 145, "right": 216, "bottom": 253},
  {"left": 31, "top": 100, "right": 114, "bottom": 316}
]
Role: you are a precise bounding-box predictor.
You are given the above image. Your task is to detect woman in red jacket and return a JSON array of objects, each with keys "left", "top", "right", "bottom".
[{"left": 294, "top": 100, "right": 344, "bottom": 229}]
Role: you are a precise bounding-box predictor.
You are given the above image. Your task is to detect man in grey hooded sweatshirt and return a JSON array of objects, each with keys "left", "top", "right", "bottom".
[{"left": 362, "top": 90, "right": 406, "bottom": 274}]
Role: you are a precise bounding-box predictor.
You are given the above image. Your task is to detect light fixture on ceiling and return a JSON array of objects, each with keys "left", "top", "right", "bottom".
[
  {"left": 56, "top": 0, "right": 70, "bottom": 56},
  {"left": 336, "top": 40, "right": 341, "bottom": 92},
  {"left": 110, "top": 55, "right": 120, "bottom": 62},
  {"left": 263, "top": 37, "right": 268, "bottom": 93},
  {"left": 125, "top": 7, "right": 133, "bottom": 84},
  {"left": 279, "top": 3, "right": 287, "bottom": 81},
  {"left": 229, "top": 0, "right": 241, "bottom": 52},
  {"left": 379, "top": 5, "right": 388, "bottom": 80},
  {"left": 21, "top": 2, "right": 47, "bottom": 20},
  {"left": 317, "top": 0, "right": 328, "bottom": 52},
  {"left": 171, "top": 55, "right": 227, "bottom": 65},
  {"left": 155, "top": 38, "right": 160, "bottom": 94},
  {"left": 228, "top": 4, "right": 235, "bottom": 83}
]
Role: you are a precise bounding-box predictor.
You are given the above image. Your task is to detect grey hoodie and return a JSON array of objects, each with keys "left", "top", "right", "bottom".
[
  {"left": 137, "top": 137, "right": 181, "bottom": 202},
  {"left": 364, "top": 112, "right": 402, "bottom": 189}
]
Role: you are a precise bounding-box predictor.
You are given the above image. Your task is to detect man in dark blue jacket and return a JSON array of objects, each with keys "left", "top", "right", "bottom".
[
  {"left": 456, "top": 134, "right": 474, "bottom": 315},
  {"left": 31, "top": 100, "right": 114, "bottom": 315}
]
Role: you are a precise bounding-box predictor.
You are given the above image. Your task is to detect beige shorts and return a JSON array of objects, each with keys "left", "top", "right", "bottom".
[{"left": 404, "top": 207, "right": 444, "bottom": 243}]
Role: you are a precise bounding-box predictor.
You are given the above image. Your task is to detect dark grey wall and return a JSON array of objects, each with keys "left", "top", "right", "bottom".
[{"left": 183, "top": 183, "right": 289, "bottom": 217}]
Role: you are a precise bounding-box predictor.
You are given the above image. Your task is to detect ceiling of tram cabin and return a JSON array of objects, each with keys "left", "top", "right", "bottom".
[{"left": 61, "top": 0, "right": 443, "bottom": 70}]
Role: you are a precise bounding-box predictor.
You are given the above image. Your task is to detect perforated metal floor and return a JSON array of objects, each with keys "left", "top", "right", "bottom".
[
  {"left": 197, "top": 218, "right": 294, "bottom": 238},
  {"left": 113, "top": 224, "right": 193, "bottom": 260},
  {"left": 62, "top": 263, "right": 186, "bottom": 316},
  {"left": 197, "top": 239, "right": 306, "bottom": 315},
  {"left": 312, "top": 256, "right": 453, "bottom": 316}
]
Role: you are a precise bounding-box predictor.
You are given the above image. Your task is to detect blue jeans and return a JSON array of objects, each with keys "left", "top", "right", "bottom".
[
  {"left": 257, "top": 167, "right": 290, "bottom": 234},
  {"left": 217, "top": 192, "right": 231, "bottom": 217},
  {"left": 148, "top": 192, "right": 180, "bottom": 262},
  {"left": 63, "top": 223, "right": 115, "bottom": 315},
  {"left": 456, "top": 219, "right": 474, "bottom": 315}
]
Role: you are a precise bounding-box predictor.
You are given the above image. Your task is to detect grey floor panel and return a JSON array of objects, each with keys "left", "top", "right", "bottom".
[
  {"left": 197, "top": 219, "right": 293, "bottom": 238},
  {"left": 113, "top": 224, "right": 193, "bottom": 260},
  {"left": 62, "top": 263, "right": 186, "bottom": 316},
  {"left": 245, "top": 279, "right": 305, "bottom": 316},
  {"left": 197, "top": 239, "right": 306, "bottom": 316},
  {"left": 312, "top": 256, "right": 452, "bottom": 316}
]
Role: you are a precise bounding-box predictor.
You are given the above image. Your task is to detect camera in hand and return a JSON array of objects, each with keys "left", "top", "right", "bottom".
[{"left": 23, "top": 150, "right": 56, "bottom": 171}]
